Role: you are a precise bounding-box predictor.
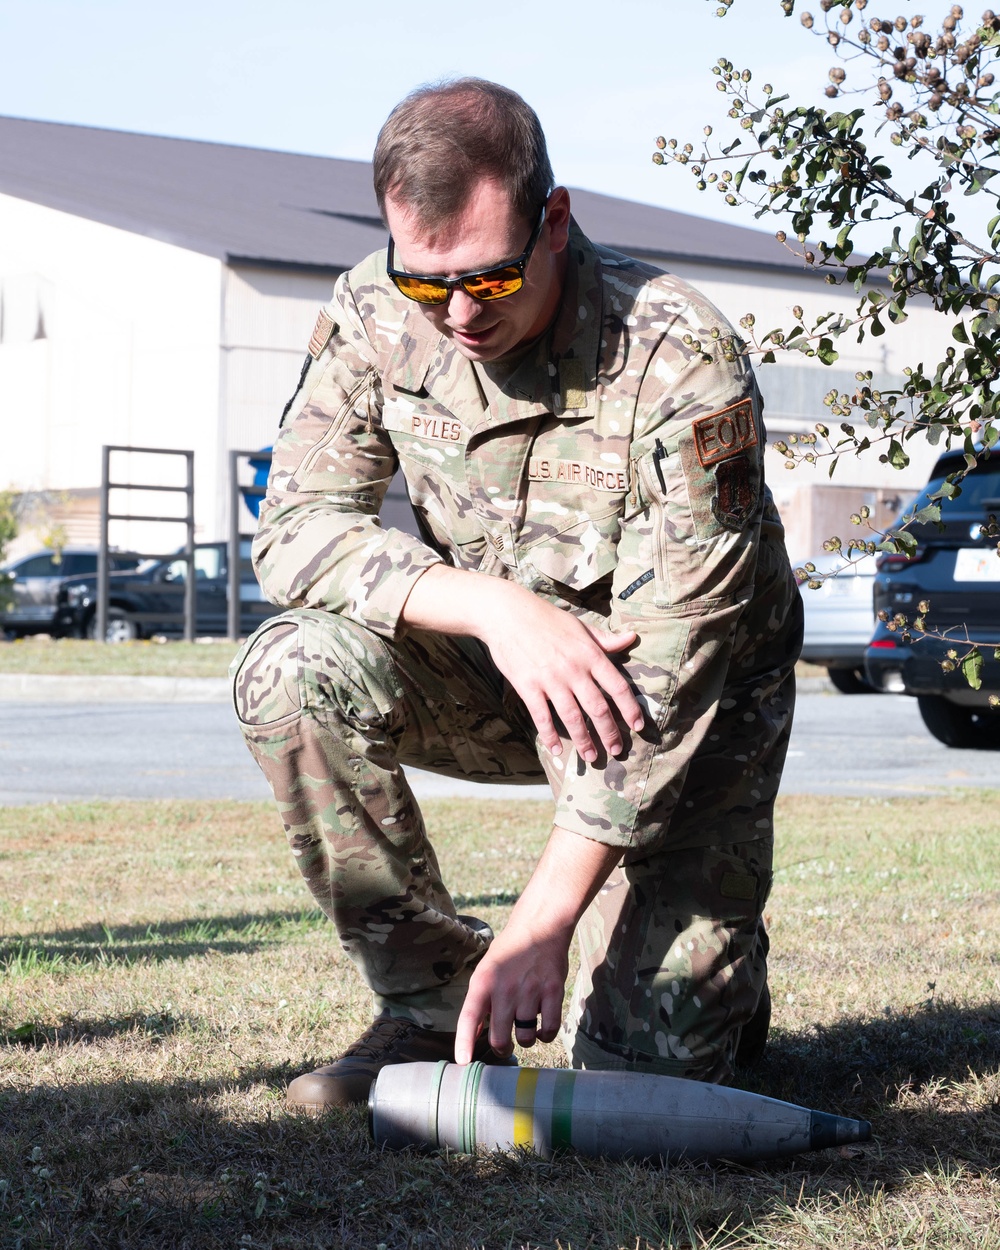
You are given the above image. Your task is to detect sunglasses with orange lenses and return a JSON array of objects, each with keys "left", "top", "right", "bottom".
[{"left": 386, "top": 205, "right": 546, "bottom": 305}]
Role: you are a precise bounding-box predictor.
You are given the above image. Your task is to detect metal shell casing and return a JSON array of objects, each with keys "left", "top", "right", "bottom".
[{"left": 369, "top": 1061, "right": 871, "bottom": 1163}]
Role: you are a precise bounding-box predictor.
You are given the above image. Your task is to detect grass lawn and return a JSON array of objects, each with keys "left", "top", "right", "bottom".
[
  {"left": 0, "top": 638, "right": 839, "bottom": 684},
  {"left": 0, "top": 638, "right": 239, "bottom": 679},
  {"left": 2, "top": 793, "right": 998, "bottom": 1249}
]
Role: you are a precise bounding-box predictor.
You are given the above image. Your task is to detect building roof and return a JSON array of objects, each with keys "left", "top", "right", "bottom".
[{"left": 0, "top": 115, "right": 806, "bottom": 276}]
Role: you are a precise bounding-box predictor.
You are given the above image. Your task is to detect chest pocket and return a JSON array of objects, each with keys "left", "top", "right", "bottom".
[
  {"left": 519, "top": 412, "right": 633, "bottom": 592},
  {"left": 382, "top": 397, "right": 468, "bottom": 467},
  {"left": 381, "top": 397, "right": 482, "bottom": 548},
  {"left": 523, "top": 504, "right": 621, "bottom": 590}
]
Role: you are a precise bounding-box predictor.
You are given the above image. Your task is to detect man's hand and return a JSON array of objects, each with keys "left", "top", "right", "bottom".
[
  {"left": 401, "top": 565, "right": 644, "bottom": 760},
  {"left": 454, "top": 825, "right": 623, "bottom": 1065},
  {"left": 456, "top": 910, "right": 571, "bottom": 1060}
]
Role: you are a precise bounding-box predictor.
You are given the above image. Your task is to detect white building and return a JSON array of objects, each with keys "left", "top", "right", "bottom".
[{"left": 0, "top": 116, "right": 954, "bottom": 563}]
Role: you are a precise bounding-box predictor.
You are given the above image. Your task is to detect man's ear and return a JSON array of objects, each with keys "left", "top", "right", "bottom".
[{"left": 545, "top": 186, "right": 572, "bottom": 254}]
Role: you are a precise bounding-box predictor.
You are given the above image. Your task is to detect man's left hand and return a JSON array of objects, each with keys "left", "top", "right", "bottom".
[
  {"left": 453, "top": 824, "right": 623, "bottom": 1064},
  {"left": 455, "top": 910, "right": 571, "bottom": 1061}
]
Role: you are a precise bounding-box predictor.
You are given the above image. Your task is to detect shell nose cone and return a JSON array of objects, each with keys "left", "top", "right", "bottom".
[{"left": 809, "top": 1109, "right": 873, "bottom": 1150}]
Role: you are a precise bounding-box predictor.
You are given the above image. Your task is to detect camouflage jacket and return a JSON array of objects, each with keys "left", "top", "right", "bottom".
[{"left": 255, "top": 222, "right": 796, "bottom": 850}]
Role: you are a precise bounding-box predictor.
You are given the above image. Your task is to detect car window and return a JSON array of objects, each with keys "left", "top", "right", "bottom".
[
  {"left": 910, "top": 458, "right": 1000, "bottom": 515},
  {"left": 162, "top": 548, "right": 224, "bottom": 583},
  {"left": 16, "top": 554, "right": 61, "bottom": 578},
  {"left": 61, "top": 554, "right": 98, "bottom": 576}
]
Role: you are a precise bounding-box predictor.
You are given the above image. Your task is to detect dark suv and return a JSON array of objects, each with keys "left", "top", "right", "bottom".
[
  {"left": 53, "top": 540, "right": 279, "bottom": 641},
  {"left": 865, "top": 449, "right": 1000, "bottom": 747}
]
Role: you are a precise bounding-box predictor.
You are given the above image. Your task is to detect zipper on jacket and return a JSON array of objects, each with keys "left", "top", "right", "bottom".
[{"left": 297, "top": 368, "right": 377, "bottom": 477}]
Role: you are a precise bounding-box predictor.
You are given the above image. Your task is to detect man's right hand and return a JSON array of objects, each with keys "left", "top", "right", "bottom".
[{"left": 400, "top": 565, "right": 644, "bottom": 761}]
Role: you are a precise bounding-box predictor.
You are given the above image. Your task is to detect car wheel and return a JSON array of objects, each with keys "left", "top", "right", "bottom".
[
  {"left": 85, "top": 609, "right": 139, "bottom": 643},
  {"left": 827, "top": 666, "right": 875, "bottom": 695},
  {"left": 916, "top": 695, "right": 1000, "bottom": 749}
]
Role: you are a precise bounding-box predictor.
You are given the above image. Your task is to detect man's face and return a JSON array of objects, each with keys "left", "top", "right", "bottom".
[{"left": 384, "top": 179, "right": 570, "bottom": 363}]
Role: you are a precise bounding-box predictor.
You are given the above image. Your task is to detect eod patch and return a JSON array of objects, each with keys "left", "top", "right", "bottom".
[
  {"left": 692, "top": 398, "right": 757, "bottom": 467},
  {"left": 681, "top": 398, "right": 760, "bottom": 534}
]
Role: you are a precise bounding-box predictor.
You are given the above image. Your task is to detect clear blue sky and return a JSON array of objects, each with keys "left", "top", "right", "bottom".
[{"left": 0, "top": 0, "right": 846, "bottom": 227}]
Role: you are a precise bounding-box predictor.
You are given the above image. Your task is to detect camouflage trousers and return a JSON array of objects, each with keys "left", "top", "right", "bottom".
[{"left": 232, "top": 607, "right": 791, "bottom": 1083}]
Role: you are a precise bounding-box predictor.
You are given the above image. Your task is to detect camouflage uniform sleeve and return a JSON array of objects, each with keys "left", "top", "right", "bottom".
[
  {"left": 552, "top": 301, "right": 766, "bottom": 851},
  {"left": 252, "top": 267, "right": 443, "bottom": 637}
]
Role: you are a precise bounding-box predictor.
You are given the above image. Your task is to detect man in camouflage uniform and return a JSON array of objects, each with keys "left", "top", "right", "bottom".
[{"left": 232, "top": 78, "right": 802, "bottom": 1110}]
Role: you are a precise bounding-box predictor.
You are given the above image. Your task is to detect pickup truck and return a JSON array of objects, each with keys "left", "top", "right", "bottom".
[{"left": 53, "top": 540, "right": 280, "bottom": 641}]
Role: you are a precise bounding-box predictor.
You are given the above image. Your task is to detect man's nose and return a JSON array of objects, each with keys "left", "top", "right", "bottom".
[{"left": 446, "top": 288, "right": 483, "bottom": 326}]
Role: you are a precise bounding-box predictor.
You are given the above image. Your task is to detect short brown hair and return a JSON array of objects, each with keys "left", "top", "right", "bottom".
[{"left": 373, "top": 78, "right": 554, "bottom": 230}]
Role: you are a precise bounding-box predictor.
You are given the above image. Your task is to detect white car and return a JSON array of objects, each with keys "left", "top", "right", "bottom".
[{"left": 797, "top": 549, "right": 879, "bottom": 693}]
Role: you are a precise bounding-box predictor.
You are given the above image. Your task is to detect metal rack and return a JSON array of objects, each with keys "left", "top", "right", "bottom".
[
  {"left": 97, "top": 445, "right": 195, "bottom": 642},
  {"left": 227, "top": 448, "right": 271, "bottom": 640}
]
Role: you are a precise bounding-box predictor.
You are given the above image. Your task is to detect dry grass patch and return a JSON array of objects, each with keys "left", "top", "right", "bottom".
[{"left": 1, "top": 794, "right": 999, "bottom": 1249}]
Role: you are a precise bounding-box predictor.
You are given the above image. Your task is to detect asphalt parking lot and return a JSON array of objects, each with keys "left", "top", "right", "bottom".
[{"left": 2, "top": 688, "right": 999, "bottom": 806}]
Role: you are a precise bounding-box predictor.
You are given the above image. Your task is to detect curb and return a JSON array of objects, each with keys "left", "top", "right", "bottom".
[{"left": 0, "top": 674, "right": 231, "bottom": 703}]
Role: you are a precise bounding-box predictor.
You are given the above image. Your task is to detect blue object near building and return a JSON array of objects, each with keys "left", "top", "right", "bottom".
[{"left": 241, "top": 448, "right": 272, "bottom": 519}]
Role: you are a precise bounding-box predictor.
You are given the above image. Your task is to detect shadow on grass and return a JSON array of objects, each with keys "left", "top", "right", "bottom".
[
  {"left": 0, "top": 909, "right": 329, "bottom": 970},
  {"left": 749, "top": 998, "right": 1000, "bottom": 1111},
  {"left": 1, "top": 1005, "right": 999, "bottom": 1250}
]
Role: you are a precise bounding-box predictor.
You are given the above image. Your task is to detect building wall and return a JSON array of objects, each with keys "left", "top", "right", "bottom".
[
  {"left": 218, "top": 264, "right": 338, "bottom": 540},
  {"left": 0, "top": 193, "right": 223, "bottom": 556}
]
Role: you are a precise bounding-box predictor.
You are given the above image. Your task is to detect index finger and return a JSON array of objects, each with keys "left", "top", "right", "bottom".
[{"left": 455, "top": 981, "right": 493, "bottom": 1065}]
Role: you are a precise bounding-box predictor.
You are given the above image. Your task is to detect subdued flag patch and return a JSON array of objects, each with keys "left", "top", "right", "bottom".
[{"left": 308, "top": 309, "right": 337, "bottom": 360}]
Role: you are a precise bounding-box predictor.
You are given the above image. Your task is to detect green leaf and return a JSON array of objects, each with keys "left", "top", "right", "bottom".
[
  {"left": 967, "top": 166, "right": 1000, "bottom": 196},
  {"left": 912, "top": 503, "right": 942, "bottom": 525},
  {"left": 894, "top": 528, "right": 918, "bottom": 555},
  {"left": 887, "top": 300, "right": 908, "bottom": 325},
  {"left": 961, "top": 648, "right": 984, "bottom": 690},
  {"left": 953, "top": 322, "right": 970, "bottom": 344},
  {"left": 816, "top": 337, "right": 840, "bottom": 366},
  {"left": 887, "top": 439, "right": 910, "bottom": 470}
]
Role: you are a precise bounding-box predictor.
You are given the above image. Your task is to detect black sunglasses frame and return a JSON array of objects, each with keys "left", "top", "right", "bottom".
[{"left": 386, "top": 204, "right": 547, "bottom": 304}]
